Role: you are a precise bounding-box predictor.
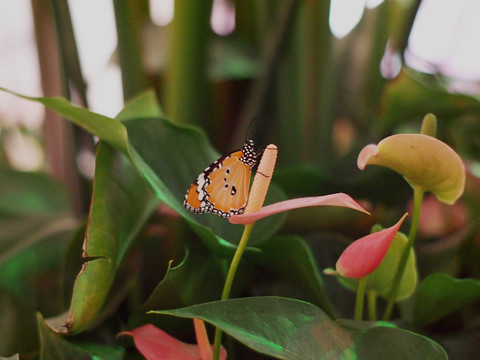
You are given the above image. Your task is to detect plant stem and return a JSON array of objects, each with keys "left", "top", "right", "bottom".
[
  {"left": 367, "top": 291, "right": 377, "bottom": 321},
  {"left": 354, "top": 277, "right": 368, "bottom": 321},
  {"left": 383, "top": 187, "right": 424, "bottom": 320},
  {"left": 167, "top": 0, "right": 213, "bottom": 126},
  {"left": 113, "top": 0, "right": 148, "bottom": 101},
  {"left": 213, "top": 223, "right": 255, "bottom": 360}
]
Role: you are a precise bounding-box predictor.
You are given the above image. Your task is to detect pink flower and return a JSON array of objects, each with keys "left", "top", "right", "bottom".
[
  {"left": 119, "top": 323, "right": 227, "bottom": 360},
  {"left": 336, "top": 214, "right": 408, "bottom": 279},
  {"left": 229, "top": 193, "right": 370, "bottom": 225}
]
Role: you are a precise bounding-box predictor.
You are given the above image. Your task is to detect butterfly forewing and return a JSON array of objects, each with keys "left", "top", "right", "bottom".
[
  {"left": 204, "top": 153, "right": 251, "bottom": 216},
  {"left": 183, "top": 140, "right": 258, "bottom": 218}
]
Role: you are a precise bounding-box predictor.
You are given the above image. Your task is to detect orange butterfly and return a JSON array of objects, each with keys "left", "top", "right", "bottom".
[{"left": 184, "top": 140, "right": 259, "bottom": 218}]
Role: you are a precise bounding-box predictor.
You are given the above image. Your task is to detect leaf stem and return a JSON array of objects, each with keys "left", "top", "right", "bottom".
[
  {"left": 367, "top": 291, "right": 377, "bottom": 321},
  {"left": 383, "top": 187, "right": 424, "bottom": 320},
  {"left": 213, "top": 223, "right": 255, "bottom": 360},
  {"left": 354, "top": 277, "right": 368, "bottom": 321}
]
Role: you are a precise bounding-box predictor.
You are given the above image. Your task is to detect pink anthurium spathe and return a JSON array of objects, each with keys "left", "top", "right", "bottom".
[
  {"left": 357, "top": 134, "right": 465, "bottom": 205},
  {"left": 119, "top": 323, "right": 227, "bottom": 360},
  {"left": 229, "top": 193, "right": 370, "bottom": 225},
  {"left": 336, "top": 213, "right": 408, "bottom": 279}
]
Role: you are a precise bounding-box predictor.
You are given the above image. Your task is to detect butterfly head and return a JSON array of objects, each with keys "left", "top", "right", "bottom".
[{"left": 240, "top": 139, "right": 259, "bottom": 168}]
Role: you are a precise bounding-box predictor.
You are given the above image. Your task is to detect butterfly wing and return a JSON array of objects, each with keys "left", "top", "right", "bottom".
[
  {"left": 204, "top": 151, "right": 252, "bottom": 217},
  {"left": 184, "top": 150, "right": 253, "bottom": 218}
]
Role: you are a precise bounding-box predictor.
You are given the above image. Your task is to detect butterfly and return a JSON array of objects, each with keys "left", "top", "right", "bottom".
[{"left": 184, "top": 139, "right": 260, "bottom": 218}]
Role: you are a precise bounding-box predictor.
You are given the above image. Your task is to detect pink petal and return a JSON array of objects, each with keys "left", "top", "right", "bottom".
[
  {"left": 336, "top": 213, "right": 408, "bottom": 279},
  {"left": 119, "top": 324, "right": 227, "bottom": 360},
  {"left": 229, "top": 193, "right": 369, "bottom": 225},
  {"left": 357, "top": 144, "right": 378, "bottom": 170},
  {"left": 193, "top": 318, "right": 212, "bottom": 360}
]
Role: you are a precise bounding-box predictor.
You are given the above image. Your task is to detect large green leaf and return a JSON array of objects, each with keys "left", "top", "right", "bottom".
[
  {"left": 413, "top": 273, "right": 480, "bottom": 328},
  {"left": 337, "top": 320, "right": 447, "bottom": 359},
  {"left": 134, "top": 244, "right": 225, "bottom": 335},
  {"left": 248, "top": 235, "right": 333, "bottom": 316},
  {"left": 75, "top": 344, "right": 125, "bottom": 360},
  {"left": 352, "top": 326, "right": 447, "bottom": 360},
  {"left": 153, "top": 296, "right": 355, "bottom": 360},
  {"left": 152, "top": 296, "right": 447, "bottom": 359},
  {"left": 141, "top": 246, "right": 224, "bottom": 312},
  {"left": 37, "top": 313, "right": 92, "bottom": 360},
  {"left": 64, "top": 142, "right": 158, "bottom": 334}
]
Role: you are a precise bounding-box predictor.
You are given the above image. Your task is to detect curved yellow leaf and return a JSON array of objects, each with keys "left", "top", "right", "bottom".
[{"left": 358, "top": 134, "right": 465, "bottom": 204}]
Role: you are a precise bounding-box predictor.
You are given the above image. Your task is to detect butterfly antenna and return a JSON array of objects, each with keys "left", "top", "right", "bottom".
[{"left": 245, "top": 117, "right": 258, "bottom": 143}]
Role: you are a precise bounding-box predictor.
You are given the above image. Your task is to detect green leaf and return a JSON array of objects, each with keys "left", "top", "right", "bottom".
[
  {"left": 115, "top": 89, "right": 164, "bottom": 122},
  {"left": 0, "top": 288, "right": 37, "bottom": 356},
  {"left": 352, "top": 326, "right": 447, "bottom": 360},
  {"left": 0, "top": 168, "right": 77, "bottom": 316},
  {"left": 152, "top": 296, "right": 356, "bottom": 359},
  {"left": 0, "top": 167, "right": 77, "bottom": 352},
  {"left": 75, "top": 344, "right": 125, "bottom": 360},
  {"left": 413, "top": 273, "right": 480, "bottom": 328},
  {"left": 141, "top": 246, "right": 224, "bottom": 312},
  {"left": 0, "top": 88, "right": 129, "bottom": 154},
  {"left": 0, "top": 166, "right": 71, "bottom": 215},
  {"left": 37, "top": 313, "right": 92, "bottom": 360},
  {"left": 65, "top": 142, "right": 159, "bottom": 334},
  {"left": 248, "top": 235, "right": 333, "bottom": 316},
  {"left": 152, "top": 297, "right": 447, "bottom": 359},
  {"left": 0, "top": 220, "right": 76, "bottom": 315}
]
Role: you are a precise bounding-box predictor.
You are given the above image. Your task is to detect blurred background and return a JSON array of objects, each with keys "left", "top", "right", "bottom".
[{"left": 2, "top": 0, "right": 480, "bottom": 182}]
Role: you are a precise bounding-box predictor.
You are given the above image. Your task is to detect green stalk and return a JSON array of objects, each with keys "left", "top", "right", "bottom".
[
  {"left": 314, "top": 0, "right": 333, "bottom": 167},
  {"left": 354, "top": 277, "right": 368, "bottom": 321},
  {"left": 213, "top": 223, "right": 255, "bottom": 360},
  {"left": 367, "top": 291, "right": 377, "bottom": 321},
  {"left": 276, "top": 17, "right": 301, "bottom": 164},
  {"left": 50, "top": 0, "right": 88, "bottom": 106},
  {"left": 383, "top": 187, "right": 424, "bottom": 320},
  {"left": 166, "top": 0, "right": 212, "bottom": 126},
  {"left": 113, "top": 0, "right": 148, "bottom": 102},
  {"left": 297, "top": 0, "right": 320, "bottom": 163}
]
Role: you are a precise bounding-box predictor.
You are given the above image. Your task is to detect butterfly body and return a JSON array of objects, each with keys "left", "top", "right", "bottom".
[{"left": 184, "top": 140, "right": 259, "bottom": 218}]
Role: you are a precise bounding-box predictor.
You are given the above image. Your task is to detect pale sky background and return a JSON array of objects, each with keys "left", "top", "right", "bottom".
[{"left": 0, "top": 0, "right": 479, "bottom": 169}]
